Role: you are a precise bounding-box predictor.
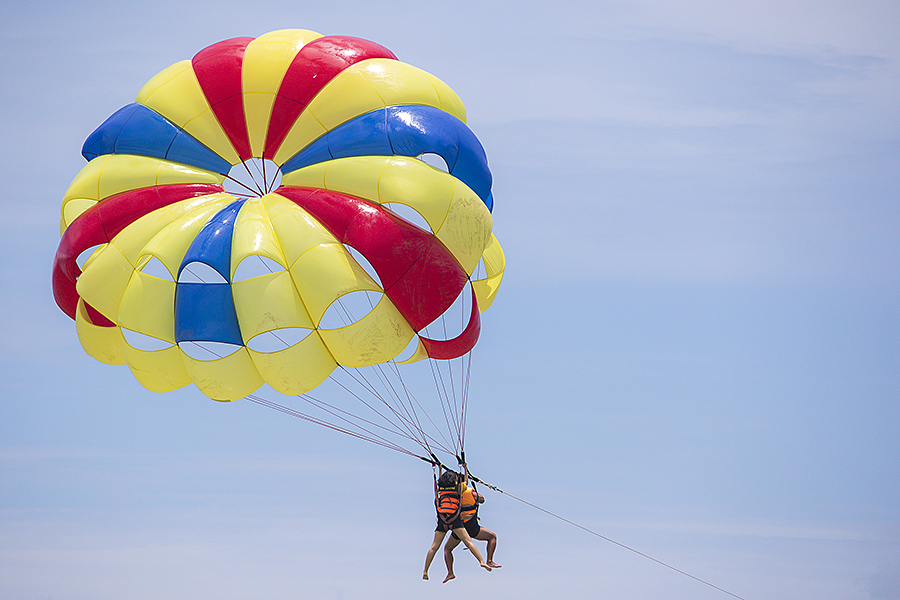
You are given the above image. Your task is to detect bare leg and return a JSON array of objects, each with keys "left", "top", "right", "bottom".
[
  {"left": 476, "top": 527, "right": 501, "bottom": 567},
  {"left": 442, "top": 535, "right": 461, "bottom": 583},
  {"left": 424, "top": 531, "right": 448, "bottom": 579},
  {"left": 452, "top": 527, "right": 491, "bottom": 572}
]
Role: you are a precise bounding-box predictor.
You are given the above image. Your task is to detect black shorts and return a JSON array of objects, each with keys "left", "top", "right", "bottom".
[
  {"left": 450, "top": 517, "right": 480, "bottom": 540},
  {"left": 435, "top": 513, "right": 466, "bottom": 532}
]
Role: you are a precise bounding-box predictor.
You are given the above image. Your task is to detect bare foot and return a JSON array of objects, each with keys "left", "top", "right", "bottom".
[
  {"left": 442, "top": 573, "right": 456, "bottom": 583},
  {"left": 423, "top": 572, "right": 429, "bottom": 580},
  {"left": 488, "top": 561, "right": 502, "bottom": 568},
  {"left": 480, "top": 562, "right": 493, "bottom": 572}
]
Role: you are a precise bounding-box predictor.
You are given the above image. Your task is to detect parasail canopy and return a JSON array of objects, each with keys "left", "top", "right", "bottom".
[{"left": 52, "top": 29, "right": 504, "bottom": 459}]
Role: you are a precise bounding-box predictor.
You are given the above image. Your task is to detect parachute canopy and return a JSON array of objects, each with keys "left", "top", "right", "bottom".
[{"left": 52, "top": 29, "right": 504, "bottom": 405}]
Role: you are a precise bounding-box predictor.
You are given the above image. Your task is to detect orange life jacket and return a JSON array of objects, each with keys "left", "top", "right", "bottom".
[
  {"left": 459, "top": 487, "right": 479, "bottom": 521},
  {"left": 435, "top": 482, "right": 461, "bottom": 524}
]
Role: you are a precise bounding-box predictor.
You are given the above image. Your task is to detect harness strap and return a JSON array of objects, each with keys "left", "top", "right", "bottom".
[{"left": 435, "top": 482, "right": 462, "bottom": 525}]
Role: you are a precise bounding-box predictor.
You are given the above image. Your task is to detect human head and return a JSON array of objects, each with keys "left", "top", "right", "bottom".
[{"left": 438, "top": 470, "right": 459, "bottom": 488}]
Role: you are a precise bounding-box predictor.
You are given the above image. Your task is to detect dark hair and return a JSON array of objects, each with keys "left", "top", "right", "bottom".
[{"left": 438, "top": 470, "right": 459, "bottom": 488}]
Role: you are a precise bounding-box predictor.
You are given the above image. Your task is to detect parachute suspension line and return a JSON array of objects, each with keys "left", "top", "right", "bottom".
[
  {"left": 284, "top": 367, "right": 457, "bottom": 457},
  {"left": 224, "top": 161, "right": 265, "bottom": 198},
  {"left": 267, "top": 164, "right": 281, "bottom": 194},
  {"left": 329, "top": 294, "right": 467, "bottom": 458},
  {"left": 252, "top": 155, "right": 281, "bottom": 195},
  {"left": 333, "top": 366, "right": 425, "bottom": 446},
  {"left": 457, "top": 263, "right": 488, "bottom": 454},
  {"left": 364, "top": 360, "right": 444, "bottom": 456},
  {"left": 302, "top": 296, "right": 455, "bottom": 457},
  {"left": 355, "top": 362, "right": 459, "bottom": 456},
  {"left": 447, "top": 372, "right": 462, "bottom": 454},
  {"left": 297, "top": 388, "right": 425, "bottom": 446},
  {"left": 353, "top": 362, "right": 456, "bottom": 457},
  {"left": 384, "top": 358, "right": 459, "bottom": 457},
  {"left": 431, "top": 313, "right": 463, "bottom": 452},
  {"left": 294, "top": 381, "right": 454, "bottom": 457},
  {"left": 358, "top": 363, "right": 423, "bottom": 438},
  {"left": 182, "top": 264, "right": 210, "bottom": 283},
  {"left": 245, "top": 394, "right": 419, "bottom": 458},
  {"left": 296, "top": 390, "right": 440, "bottom": 453},
  {"left": 222, "top": 176, "right": 260, "bottom": 198},
  {"left": 445, "top": 307, "right": 465, "bottom": 451},
  {"left": 240, "top": 159, "right": 266, "bottom": 196},
  {"left": 332, "top": 366, "right": 447, "bottom": 455},
  {"left": 245, "top": 281, "right": 477, "bottom": 463},
  {"left": 224, "top": 157, "right": 289, "bottom": 198},
  {"left": 326, "top": 299, "right": 428, "bottom": 448},
  {"left": 450, "top": 288, "right": 477, "bottom": 454},
  {"left": 459, "top": 349, "right": 474, "bottom": 452},
  {"left": 428, "top": 358, "right": 463, "bottom": 456},
  {"left": 422, "top": 350, "right": 462, "bottom": 453},
  {"left": 422, "top": 297, "right": 475, "bottom": 456},
  {"left": 261, "top": 157, "right": 269, "bottom": 193}
]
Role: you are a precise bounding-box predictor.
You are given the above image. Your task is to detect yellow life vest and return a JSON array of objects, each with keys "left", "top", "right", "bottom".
[{"left": 459, "top": 486, "right": 478, "bottom": 521}]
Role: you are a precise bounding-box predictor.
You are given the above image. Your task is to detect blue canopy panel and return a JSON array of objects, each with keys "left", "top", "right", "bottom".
[
  {"left": 281, "top": 105, "right": 493, "bottom": 212},
  {"left": 174, "top": 199, "right": 246, "bottom": 346},
  {"left": 174, "top": 283, "right": 243, "bottom": 345},
  {"left": 82, "top": 103, "right": 232, "bottom": 175}
]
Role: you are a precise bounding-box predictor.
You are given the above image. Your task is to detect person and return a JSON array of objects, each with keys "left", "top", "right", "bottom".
[
  {"left": 442, "top": 480, "right": 501, "bottom": 583},
  {"left": 423, "top": 465, "right": 491, "bottom": 580}
]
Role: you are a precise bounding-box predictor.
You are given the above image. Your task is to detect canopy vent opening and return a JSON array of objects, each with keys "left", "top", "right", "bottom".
[{"left": 224, "top": 158, "right": 283, "bottom": 197}]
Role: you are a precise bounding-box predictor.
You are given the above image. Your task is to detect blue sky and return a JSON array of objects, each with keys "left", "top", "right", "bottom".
[{"left": 2, "top": 1, "right": 898, "bottom": 599}]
